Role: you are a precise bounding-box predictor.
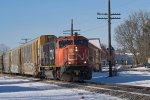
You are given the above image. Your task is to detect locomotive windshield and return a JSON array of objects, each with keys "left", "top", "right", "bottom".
[
  {"left": 74, "top": 39, "right": 88, "bottom": 47},
  {"left": 59, "top": 39, "right": 88, "bottom": 48},
  {"left": 59, "top": 40, "right": 73, "bottom": 48}
]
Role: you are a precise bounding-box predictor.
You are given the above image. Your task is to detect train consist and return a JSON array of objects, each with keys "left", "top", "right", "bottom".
[{"left": 0, "top": 34, "right": 96, "bottom": 81}]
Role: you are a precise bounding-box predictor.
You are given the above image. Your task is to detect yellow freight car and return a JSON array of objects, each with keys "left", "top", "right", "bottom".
[
  {"left": 3, "top": 51, "right": 11, "bottom": 73},
  {"left": 2, "top": 35, "right": 56, "bottom": 77},
  {"left": 10, "top": 47, "right": 21, "bottom": 74},
  {"left": 0, "top": 54, "right": 3, "bottom": 71},
  {"left": 20, "top": 35, "right": 56, "bottom": 76}
]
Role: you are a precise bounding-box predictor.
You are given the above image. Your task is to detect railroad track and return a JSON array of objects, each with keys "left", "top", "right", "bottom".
[
  {"left": 2, "top": 74, "right": 150, "bottom": 100},
  {"left": 42, "top": 80, "right": 150, "bottom": 100}
]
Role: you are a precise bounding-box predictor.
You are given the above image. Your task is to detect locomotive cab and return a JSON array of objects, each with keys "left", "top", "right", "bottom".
[
  {"left": 55, "top": 34, "right": 92, "bottom": 81},
  {"left": 56, "top": 36, "right": 88, "bottom": 66}
]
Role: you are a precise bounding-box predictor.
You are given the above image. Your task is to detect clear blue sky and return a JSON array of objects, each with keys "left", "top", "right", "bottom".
[{"left": 0, "top": 0, "right": 150, "bottom": 48}]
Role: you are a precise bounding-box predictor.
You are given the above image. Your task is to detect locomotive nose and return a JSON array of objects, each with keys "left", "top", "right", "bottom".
[{"left": 67, "top": 46, "right": 88, "bottom": 65}]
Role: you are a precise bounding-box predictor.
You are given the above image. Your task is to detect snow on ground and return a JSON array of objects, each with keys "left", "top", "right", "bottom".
[
  {"left": 0, "top": 75, "right": 124, "bottom": 100},
  {"left": 1, "top": 66, "right": 149, "bottom": 100},
  {"left": 87, "top": 67, "right": 150, "bottom": 87},
  {"left": 132, "top": 66, "right": 150, "bottom": 71}
]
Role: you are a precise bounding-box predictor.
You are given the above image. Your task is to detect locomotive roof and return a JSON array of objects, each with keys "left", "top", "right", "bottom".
[{"left": 58, "top": 35, "right": 88, "bottom": 41}]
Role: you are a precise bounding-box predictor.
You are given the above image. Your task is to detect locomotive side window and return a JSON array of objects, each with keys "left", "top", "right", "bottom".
[
  {"left": 59, "top": 40, "right": 73, "bottom": 48},
  {"left": 74, "top": 39, "right": 88, "bottom": 47}
]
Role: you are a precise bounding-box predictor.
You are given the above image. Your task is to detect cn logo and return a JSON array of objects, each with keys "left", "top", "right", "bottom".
[{"left": 67, "top": 53, "right": 89, "bottom": 61}]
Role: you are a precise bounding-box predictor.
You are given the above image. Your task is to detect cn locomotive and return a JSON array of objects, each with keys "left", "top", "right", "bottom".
[{"left": 0, "top": 34, "right": 92, "bottom": 81}]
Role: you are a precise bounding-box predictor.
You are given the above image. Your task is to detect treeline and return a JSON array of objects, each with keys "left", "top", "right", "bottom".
[
  {"left": 0, "top": 44, "right": 9, "bottom": 54},
  {"left": 114, "top": 10, "right": 150, "bottom": 65}
]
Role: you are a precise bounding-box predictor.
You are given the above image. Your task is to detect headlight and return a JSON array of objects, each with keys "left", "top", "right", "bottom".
[
  {"left": 68, "top": 62, "right": 71, "bottom": 64},
  {"left": 84, "top": 61, "right": 87, "bottom": 64},
  {"left": 75, "top": 46, "right": 78, "bottom": 52}
]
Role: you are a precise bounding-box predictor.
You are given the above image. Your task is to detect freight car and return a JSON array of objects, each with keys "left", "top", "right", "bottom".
[
  {"left": 88, "top": 42, "right": 101, "bottom": 72},
  {"left": 1, "top": 34, "right": 92, "bottom": 81},
  {"left": 3, "top": 51, "right": 11, "bottom": 73},
  {"left": 20, "top": 35, "right": 56, "bottom": 76},
  {"left": 0, "top": 54, "right": 2, "bottom": 72},
  {"left": 10, "top": 47, "right": 21, "bottom": 74}
]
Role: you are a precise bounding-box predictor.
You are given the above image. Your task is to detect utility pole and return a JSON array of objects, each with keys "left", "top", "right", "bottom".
[
  {"left": 63, "top": 19, "right": 80, "bottom": 36},
  {"left": 97, "top": 0, "right": 120, "bottom": 77}
]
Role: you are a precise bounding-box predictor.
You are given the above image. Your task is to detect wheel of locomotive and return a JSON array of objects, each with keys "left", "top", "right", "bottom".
[
  {"left": 52, "top": 67, "right": 58, "bottom": 80},
  {"left": 61, "top": 72, "right": 73, "bottom": 82}
]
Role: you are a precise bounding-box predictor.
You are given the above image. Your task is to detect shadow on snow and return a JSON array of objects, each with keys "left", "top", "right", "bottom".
[{"left": 86, "top": 71, "right": 150, "bottom": 84}]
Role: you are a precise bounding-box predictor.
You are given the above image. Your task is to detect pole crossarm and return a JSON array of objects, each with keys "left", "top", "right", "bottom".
[
  {"left": 97, "top": 13, "right": 121, "bottom": 15},
  {"left": 97, "top": 17, "right": 121, "bottom": 19}
]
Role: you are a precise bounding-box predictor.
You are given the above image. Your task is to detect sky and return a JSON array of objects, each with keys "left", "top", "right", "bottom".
[{"left": 0, "top": 0, "right": 150, "bottom": 48}]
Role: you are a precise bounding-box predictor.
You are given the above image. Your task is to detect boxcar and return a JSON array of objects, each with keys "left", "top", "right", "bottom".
[
  {"left": 0, "top": 54, "right": 2, "bottom": 71},
  {"left": 20, "top": 35, "right": 56, "bottom": 76},
  {"left": 10, "top": 47, "right": 21, "bottom": 74},
  {"left": 88, "top": 42, "right": 101, "bottom": 72},
  {"left": 3, "top": 52, "right": 11, "bottom": 73},
  {"left": 21, "top": 40, "right": 36, "bottom": 75}
]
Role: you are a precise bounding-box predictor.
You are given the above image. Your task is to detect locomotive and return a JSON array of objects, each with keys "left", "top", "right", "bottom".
[{"left": 0, "top": 34, "right": 92, "bottom": 81}]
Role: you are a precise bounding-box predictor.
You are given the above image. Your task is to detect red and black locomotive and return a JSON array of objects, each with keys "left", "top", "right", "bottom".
[{"left": 54, "top": 33, "right": 92, "bottom": 81}]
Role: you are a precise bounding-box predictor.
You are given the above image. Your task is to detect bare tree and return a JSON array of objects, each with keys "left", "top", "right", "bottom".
[
  {"left": 142, "top": 21, "right": 150, "bottom": 63},
  {"left": 114, "top": 10, "right": 150, "bottom": 65},
  {"left": 0, "top": 44, "right": 10, "bottom": 54},
  {"left": 115, "top": 48, "right": 128, "bottom": 54}
]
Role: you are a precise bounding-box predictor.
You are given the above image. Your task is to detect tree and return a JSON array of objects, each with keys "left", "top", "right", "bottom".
[
  {"left": 114, "top": 10, "right": 150, "bottom": 65},
  {"left": 115, "top": 48, "right": 128, "bottom": 54},
  {"left": 0, "top": 44, "right": 10, "bottom": 54},
  {"left": 142, "top": 21, "right": 150, "bottom": 63}
]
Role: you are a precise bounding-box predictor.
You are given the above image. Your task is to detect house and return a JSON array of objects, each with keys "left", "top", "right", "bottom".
[{"left": 115, "top": 53, "right": 134, "bottom": 65}]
